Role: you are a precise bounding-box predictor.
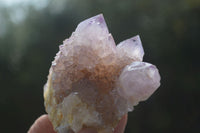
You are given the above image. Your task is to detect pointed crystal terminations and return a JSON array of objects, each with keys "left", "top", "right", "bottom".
[
  {"left": 75, "top": 14, "right": 109, "bottom": 34},
  {"left": 44, "top": 14, "right": 161, "bottom": 133},
  {"left": 117, "top": 35, "right": 144, "bottom": 61},
  {"left": 118, "top": 62, "right": 161, "bottom": 106}
]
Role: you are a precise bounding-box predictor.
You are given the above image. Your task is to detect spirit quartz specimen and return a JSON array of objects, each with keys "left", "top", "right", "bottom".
[{"left": 44, "top": 14, "right": 161, "bottom": 133}]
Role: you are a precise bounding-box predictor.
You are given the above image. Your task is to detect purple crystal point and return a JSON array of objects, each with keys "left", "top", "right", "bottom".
[
  {"left": 118, "top": 61, "right": 160, "bottom": 106},
  {"left": 117, "top": 35, "right": 144, "bottom": 61},
  {"left": 75, "top": 14, "right": 109, "bottom": 34}
]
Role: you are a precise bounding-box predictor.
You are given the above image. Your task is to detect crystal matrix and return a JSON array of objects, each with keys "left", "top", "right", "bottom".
[{"left": 44, "top": 14, "right": 161, "bottom": 133}]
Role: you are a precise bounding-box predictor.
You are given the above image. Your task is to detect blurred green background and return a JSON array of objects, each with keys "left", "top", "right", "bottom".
[{"left": 0, "top": 0, "right": 200, "bottom": 132}]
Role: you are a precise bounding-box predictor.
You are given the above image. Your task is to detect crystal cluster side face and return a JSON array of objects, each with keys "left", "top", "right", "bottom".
[{"left": 44, "top": 14, "right": 161, "bottom": 133}]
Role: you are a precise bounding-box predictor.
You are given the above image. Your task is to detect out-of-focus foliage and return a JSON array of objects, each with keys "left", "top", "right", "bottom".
[{"left": 0, "top": 0, "right": 199, "bottom": 132}]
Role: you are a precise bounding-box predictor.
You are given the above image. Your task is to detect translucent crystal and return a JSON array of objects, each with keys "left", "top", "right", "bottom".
[
  {"left": 117, "top": 35, "right": 144, "bottom": 61},
  {"left": 44, "top": 14, "right": 161, "bottom": 133},
  {"left": 118, "top": 62, "right": 161, "bottom": 106}
]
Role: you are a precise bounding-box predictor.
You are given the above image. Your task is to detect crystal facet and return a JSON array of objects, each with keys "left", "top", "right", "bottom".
[
  {"left": 44, "top": 14, "right": 161, "bottom": 133},
  {"left": 118, "top": 61, "right": 160, "bottom": 106},
  {"left": 117, "top": 35, "right": 144, "bottom": 61}
]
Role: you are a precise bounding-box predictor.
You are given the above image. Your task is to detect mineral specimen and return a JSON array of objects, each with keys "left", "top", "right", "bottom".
[{"left": 44, "top": 14, "right": 161, "bottom": 133}]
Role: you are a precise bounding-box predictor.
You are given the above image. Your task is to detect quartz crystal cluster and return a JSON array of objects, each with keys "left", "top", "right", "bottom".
[{"left": 44, "top": 14, "right": 161, "bottom": 133}]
